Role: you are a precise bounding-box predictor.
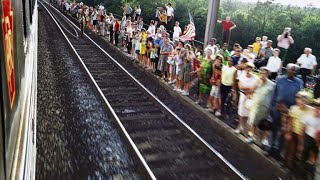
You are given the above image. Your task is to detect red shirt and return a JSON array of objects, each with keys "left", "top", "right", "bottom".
[
  {"left": 222, "top": 20, "right": 235, "bottom": 31},
  {"left": 213, "top": 73, "right": 221, "bottom": 86},
  {"left": 114, "top": 21, "right": 120, "bottom": 32}
]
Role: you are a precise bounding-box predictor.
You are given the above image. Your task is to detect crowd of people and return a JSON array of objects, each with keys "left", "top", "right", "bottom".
[{"left": 59, "top": 0, "right": 320, "bottom": 178}]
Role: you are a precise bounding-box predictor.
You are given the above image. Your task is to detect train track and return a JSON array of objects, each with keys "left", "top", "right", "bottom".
[{"left": 40, "top": 1, "right": 246, "bottom": 179}]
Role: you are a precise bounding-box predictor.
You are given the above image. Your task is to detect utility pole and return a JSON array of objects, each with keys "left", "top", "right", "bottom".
[{"left": 204, "top": 0, "right": 220, "bottom": 47}]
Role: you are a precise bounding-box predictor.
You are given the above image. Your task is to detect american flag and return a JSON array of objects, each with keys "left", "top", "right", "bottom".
[{"left": 180, "top": 12, "right": 196, "bottom": 42}]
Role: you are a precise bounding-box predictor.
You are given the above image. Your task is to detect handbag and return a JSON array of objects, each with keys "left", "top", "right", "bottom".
[
  {"left": 258, "top": 115, "right": 273, "bottom": 131},
  {"left": 167, "top": 56, "right": 174, "bottom": 65},
  {"left": 244, "top": 97, "right": 254, "bottom": 110}
]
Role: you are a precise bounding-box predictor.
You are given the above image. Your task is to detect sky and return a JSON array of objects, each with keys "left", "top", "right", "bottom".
[{"left": 237, "top": 0, "right": 320, "bottom": 8}]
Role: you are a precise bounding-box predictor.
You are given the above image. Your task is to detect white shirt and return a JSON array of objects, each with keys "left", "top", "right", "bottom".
[
  {"left": 166, "top": 6, "right": 174, "bottom": 17},
  {"left": 148, "top": 25, "right": 156, "bottom": 36},
  {"left": 239, "top": 73, "right": 258, "bottom": 89},
  {"left": 260, "top": 41, "right": 268, "bottom": 49},
  {"left": 126, "top": 26, "right": 133, "bottom": 38},
  {"left": 303, "top": 114, "right": 320, "bottom": 138},
  {"left": 266, "top": 56, "right": 282, "bottom": 72},
  {"left": 173, "top": 26, "right": 181, "bottom": 40},
  {"left": 136, "top": 8, "right": 141, "bottom": 15},
  {"left": 297, "top": 54, "right": 317, "bottom": 70}
]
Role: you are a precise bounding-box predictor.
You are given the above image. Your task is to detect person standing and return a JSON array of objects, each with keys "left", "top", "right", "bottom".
[
  {"left": 266, "top": 48, "right": 282, "bottom": 80},
  {"left": 235, "top": 63, "right": 259, "bottom": 134},
  {"left": 297, "top": 47, "right": 317, "bottom": 88},
  {"left": 277, "top": 27, "right": 294, "bottom": 65},
  {"left": 165, "top": 2, "right": 174, "bottom": 31},
  {"left": 217, "top": 16, "right": 236, "bottom": 44},
  {"left": 172, "top": 21, "right": 182, "bottom": 41},
  {"left": 113, "top": 18, "right": 120, "bottom": 46},
  {"left": 220, "top": 58, "right": 237, "bottom": 116},
  {"left": 268, "top": 63, "right": 303, "bottom": 160},
  {"left": 246, "top": 67, "right": 275, "bottom": 144}
]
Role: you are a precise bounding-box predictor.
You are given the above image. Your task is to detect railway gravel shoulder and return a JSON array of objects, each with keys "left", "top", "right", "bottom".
[{"left": 37, "top": 4, "right": 138, "bottom": 179}]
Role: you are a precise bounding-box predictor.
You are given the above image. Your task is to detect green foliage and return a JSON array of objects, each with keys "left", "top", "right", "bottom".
[{"left": 78, "top": 0, "right": 319, "bottom": 62}]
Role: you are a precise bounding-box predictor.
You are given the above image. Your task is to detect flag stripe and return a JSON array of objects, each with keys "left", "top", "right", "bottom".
[{"left": 179, "top": 12, "right": 196, "bottom": 41}]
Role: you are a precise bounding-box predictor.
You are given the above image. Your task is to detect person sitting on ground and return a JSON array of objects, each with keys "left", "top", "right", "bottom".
[
  {"left": 255, "top": 40, "right": 273, "bottom": 68},
  {"left": 260, "top": 35, "right": 268, "bottom": 49},
  {"left": 242, "top": 47, "right": 255, "bottom": 64},
  {"left": 252, "top": 37, "right": 262, "bottom": 58}
]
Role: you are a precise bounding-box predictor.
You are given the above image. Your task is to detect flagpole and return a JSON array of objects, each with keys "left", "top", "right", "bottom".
[{"left": 204, "top": 0, "right": 220, "bottom": 46}]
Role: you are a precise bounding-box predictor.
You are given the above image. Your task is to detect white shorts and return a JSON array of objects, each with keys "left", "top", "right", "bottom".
[
  {"left": 176, "top": 65, "right": 182, "bottom": 75},
  {"left": 210, "top": 85, "right": 220, "bottom": 98}
]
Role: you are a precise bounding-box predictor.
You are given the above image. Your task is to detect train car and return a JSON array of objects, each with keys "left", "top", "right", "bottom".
[{"left": 0, "top": 0, "right": 38, "bottom": 179}]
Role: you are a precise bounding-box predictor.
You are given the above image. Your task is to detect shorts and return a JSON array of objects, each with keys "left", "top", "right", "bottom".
[
  {"left": 151, "top": 58, "right": 157, "bottom": 63},
  {"left": 176, "top": 65, "right": 182, "bottom": 75},
  {"left": 135, "top": 50, "right": 140, "bottom": 55},
  {"left": 210, "top": 85, "right": 220, "bottom": 98},
  {"left": 93, "top": 20, "right": 98, "bottom": 25}
]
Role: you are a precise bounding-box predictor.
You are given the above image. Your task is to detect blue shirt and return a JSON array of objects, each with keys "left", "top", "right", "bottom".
[{"left": 272, "top": 75, "right": 303, "bottom": 107}]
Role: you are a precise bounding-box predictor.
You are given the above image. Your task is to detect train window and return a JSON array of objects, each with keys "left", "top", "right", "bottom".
[{"left": 22, "top": 0, "right": 28, "bottom": 38}]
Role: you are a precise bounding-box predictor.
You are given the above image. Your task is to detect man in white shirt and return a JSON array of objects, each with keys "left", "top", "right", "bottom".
[
  {"left": 266, "top": 48, "right": 282, "bottom": 80},
  {"left": 297, "top": 47, "right": 318, "bottom": 87},
  {"left": 165, "top": 2, "right": 174, "bottom": 31},
  {"left": 172, "top": 21, "right": 181, "bottom": 41}
]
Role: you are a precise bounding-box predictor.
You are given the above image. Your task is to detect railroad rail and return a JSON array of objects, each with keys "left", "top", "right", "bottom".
[{"left": 39, "top": 1, "right": 247, "bottom": 179}]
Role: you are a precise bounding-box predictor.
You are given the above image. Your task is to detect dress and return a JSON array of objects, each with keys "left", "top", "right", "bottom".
[
  {"left": 238, "top": 73, "right": 258, "bottom": 117},
  {"left": 199, "top": 58, "right": 213, "bottom": 94},
  {"left": 248, "top": 80, "right": 275, "bottom": 126},
  {"left": 140, "top": 33, "right": 147, "bottom": 55}
]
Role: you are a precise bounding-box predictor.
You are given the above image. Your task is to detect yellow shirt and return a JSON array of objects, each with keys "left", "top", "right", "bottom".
[
  {"left": 252, "top": 42, "right": 261, "bottom": 53},
  {"left": 160, "top": 13, "right": 167, "bottom": 23},
  {"left": 221, "top": 65, "right": 236, "bottom": 86},
  {"left": 289, "top": 105, "right": 312, "bottom": 135}
]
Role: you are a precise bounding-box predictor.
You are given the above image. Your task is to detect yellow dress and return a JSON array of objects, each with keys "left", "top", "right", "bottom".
[{"left": 140, "top": 33, "right": 147, "bottom": 55}]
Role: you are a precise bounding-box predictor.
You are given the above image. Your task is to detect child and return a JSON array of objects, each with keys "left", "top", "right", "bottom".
[
  {"left": 301, "top": 98, "right": 320, "bottom": 167},
  {"left": 174, "top": 48, "right": 183, "bottom": 92},
  {"left": 260, "top": 36, "right": 268, "bottom": 49},
  {"left": 150, "top": 42, "right": 157, "bottom": 72},
  {"left": 284, "top": 92, "right": 312, "bottom": 169},
  {"left": 209, "top": 65, "right": 222, "bottom": 116},
  {"left": 252, "top": 37, "right": 261, "bottom": 58}
]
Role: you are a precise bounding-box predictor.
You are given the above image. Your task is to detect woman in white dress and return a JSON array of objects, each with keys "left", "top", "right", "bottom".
[{"left": 235, "top": 63, "right": 259, "bottom": 134}]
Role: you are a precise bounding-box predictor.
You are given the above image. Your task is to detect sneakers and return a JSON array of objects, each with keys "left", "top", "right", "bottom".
[
  {"left": 246, "top": 136, "right": 256, "bottom": 144},
  {"left": 261, "top": 139, "right": 270, "bottom": 147},
  {"left": 234, "top": 127, "right": 243, "bottom": 134},
  {"left": 181, "top": 91, "right": 189, "bottom": 96},
  {"left": 214, "top": 111, "right": 222, "bottom": 116},
  {"left": 234, "top": 129, "right": 241, "bottom": 134},
  {"left": 205, "top": 108, "right": 214, "bottom": 113}
]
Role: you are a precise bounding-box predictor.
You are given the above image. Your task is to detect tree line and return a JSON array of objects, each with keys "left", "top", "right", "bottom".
[{"left": 80, "top": 0, "right": 320, "bottom": 63}]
